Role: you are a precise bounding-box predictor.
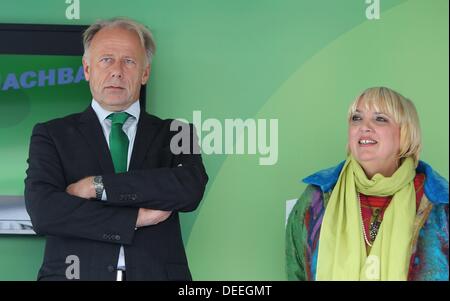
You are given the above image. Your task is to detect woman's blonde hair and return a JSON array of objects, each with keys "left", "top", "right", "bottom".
[{"left": 347, "top": 87, "right": 422, "bottom": 165}]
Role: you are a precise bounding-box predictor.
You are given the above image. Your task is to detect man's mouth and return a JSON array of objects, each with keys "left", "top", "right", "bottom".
[{"left": 105, "top": 86, "right": 125, "bottom": 90}]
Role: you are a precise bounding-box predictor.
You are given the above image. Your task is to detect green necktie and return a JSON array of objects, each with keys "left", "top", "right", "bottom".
[{"left": 107, "top": 112, "right": 130, "bottom": 173}]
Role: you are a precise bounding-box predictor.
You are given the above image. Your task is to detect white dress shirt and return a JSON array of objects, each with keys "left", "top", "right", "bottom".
[{"left": 91, "top": 99, "right": 141, "bottom": 271}]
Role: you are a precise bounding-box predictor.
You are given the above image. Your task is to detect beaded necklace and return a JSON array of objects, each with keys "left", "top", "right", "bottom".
[{"left": 358, "top": 192, "right": 390, "bottom": 247}]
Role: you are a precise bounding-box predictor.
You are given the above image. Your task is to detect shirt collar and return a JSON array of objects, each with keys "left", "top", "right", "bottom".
[{"left": 91, "top": 99, "right": 141, "bottom": 123}]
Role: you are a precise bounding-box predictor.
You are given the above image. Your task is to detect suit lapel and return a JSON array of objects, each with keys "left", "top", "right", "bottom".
[
  {"left": 129, "top": 112, "right": 160, "bottom": 170},
  {"left": 77, "top": 106, "right": 115, "bottom": 174}
]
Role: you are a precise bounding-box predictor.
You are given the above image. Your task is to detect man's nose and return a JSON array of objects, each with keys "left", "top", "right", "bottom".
[{"left": 110, "top": 61, "right": 124, "bottom": 79}]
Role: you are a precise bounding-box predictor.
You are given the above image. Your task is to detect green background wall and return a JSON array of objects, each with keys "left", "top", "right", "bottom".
[{"left": 0, "top": 0, "right": 448, "bottom": 280}]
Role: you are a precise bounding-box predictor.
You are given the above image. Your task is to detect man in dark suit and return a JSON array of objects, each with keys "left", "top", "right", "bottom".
[{"left": 24, "top": 17, "right": 208, "bottom": 281}]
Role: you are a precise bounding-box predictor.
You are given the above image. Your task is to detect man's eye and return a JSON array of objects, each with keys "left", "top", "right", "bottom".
[
  {"left": 125, "top": 59, "right": 135, "bottom": 64},
  {"left": 100, "top": 57, "right": 112, "bottom": 63}
]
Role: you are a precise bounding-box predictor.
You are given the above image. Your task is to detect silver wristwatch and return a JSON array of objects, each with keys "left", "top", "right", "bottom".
[{"left": 93, "top": 175, "right": 104, "bottom": 200}]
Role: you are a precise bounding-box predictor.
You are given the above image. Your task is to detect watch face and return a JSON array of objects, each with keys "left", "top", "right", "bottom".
[
  {"left": 93, "top": 176, "right": 103, "bottom": 199},
  {"left": 94, "top": 176, "right": 103, "bottom": 186}
]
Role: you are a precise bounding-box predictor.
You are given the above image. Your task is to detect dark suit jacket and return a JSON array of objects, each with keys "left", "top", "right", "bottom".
[{"left": 24, "top": 106, "right": 208, "bottom": 281}]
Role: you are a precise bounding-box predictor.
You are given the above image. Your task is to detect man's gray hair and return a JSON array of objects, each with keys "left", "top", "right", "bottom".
[{"left": 82, "top": 17, "right": 156, "bottom": 64}]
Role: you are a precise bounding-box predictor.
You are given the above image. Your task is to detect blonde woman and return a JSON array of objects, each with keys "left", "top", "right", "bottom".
[{"left": 286, "top": 87, "right": 448, "bottom": 280}]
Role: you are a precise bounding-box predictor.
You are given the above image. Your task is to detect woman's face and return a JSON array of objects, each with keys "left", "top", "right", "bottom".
[{"left": 348, "top": 102, "right": 401, "bottom": 177}]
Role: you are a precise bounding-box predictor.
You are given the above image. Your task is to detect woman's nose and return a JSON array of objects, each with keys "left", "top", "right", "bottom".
[{"left": 360, "top": 120, "right": 374, "bottom": 132}]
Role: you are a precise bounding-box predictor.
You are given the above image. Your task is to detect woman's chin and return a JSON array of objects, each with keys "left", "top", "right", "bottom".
[{"left": 352, "top": 154, "right": 378, "bottom": 164}]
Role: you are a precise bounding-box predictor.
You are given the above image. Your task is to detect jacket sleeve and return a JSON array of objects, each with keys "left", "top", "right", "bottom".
[
  {"left": 24, "top": 123, "right": 139, "bottom": 245},
  {"left": 286, "top": 185, "right": 316, "bottom": 281},
  {"left": 101, "top": 123, "right": 208, "bottom": 212}
]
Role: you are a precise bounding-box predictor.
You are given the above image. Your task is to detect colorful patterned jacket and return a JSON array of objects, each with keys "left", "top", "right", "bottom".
[{"left": 286, "top": 160, "right": 449, "bottom": 281}]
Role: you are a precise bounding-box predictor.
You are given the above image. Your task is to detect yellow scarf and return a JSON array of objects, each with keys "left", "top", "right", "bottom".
[{"left": 316, "top": 156, "right": 416, "bottom": 280}]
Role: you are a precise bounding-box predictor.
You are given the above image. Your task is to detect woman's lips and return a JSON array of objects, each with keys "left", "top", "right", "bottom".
[{"left": 358, "top": 138, "right": 377, "bottom": 147}]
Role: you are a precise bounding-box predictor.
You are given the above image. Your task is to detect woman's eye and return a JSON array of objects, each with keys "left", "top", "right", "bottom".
[
  {"left": 351, "top": 115, "right": 362, "bottom": 121},
  {"left": 376, "top": 116, "right": 388, "bottom": 122}
]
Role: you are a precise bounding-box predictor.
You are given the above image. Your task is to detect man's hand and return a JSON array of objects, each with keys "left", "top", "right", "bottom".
[
  {"left": 66, "top": 176, "right": 96, "bottom": 199},
  {"left": 136, "top": 208, "right": 172, "bottom": 228}
]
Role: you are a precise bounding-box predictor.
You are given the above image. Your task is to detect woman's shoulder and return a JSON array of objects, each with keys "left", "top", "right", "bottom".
[
  {"left": 290, "top": 161, "right": 346, "bottom": 218},
  {"left": 302, "top": 161, "right": 346, "bottom": 193},
  {"left": 417, "top": 161, "right": 448, "bottom": 205},
  {"left": 290, "top": 184, "right": 325, "bottom": 221}
]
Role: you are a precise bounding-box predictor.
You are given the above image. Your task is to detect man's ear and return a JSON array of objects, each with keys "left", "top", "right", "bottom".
[
  {"left": 141, "top": 64, "right": 151, "bottom": 85},
  {"left": 82, "top": 57, "right": 90, "bottom": 81}
]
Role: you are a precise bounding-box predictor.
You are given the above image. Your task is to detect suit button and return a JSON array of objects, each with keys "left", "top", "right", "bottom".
[
  {"left": 115, "top": 235, "right": 121, "bottom": 241},
  {"left": 107, "top": 265, "right": 115, "bottom": 272}
]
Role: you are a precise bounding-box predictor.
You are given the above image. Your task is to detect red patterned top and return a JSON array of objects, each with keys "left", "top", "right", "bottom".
[{"left": 359, "top": 173, "right": 425, "bottom": 248}]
